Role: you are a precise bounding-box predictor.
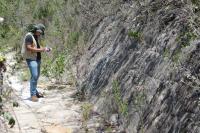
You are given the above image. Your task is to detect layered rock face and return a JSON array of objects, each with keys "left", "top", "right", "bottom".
[{"left": 76, "top": 0, "right": 200, "bottom": 132}]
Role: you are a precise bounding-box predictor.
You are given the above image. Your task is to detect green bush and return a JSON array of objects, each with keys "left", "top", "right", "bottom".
[
  {"left": 33, "top": 1, "right": 55, "bottom": 19},
  {"left": 42, "top": 52, "right": 68, "bottom": 82},
  {"left": 176, "top": 31, "right": 198, "bottom": 48},
  {"left": 112, "top": 80, "right": 128, "bottom": 117},
  {"left": 3, "top": 112, "right": 15, "bottom": 128},
  {"left": 133, "top": 89, "right": 146, "bottom": 111},
  {"left": 191, "top": 0, "right": 200, "bottom": 5},
  {"left": 67, "top": 31, "right": 80, "bottom": 49},
  {"left": 128, "top": 30, "right": 142, "bottom": 41},
  {"left": 172, "top": 48, "right": 181, "bottom": 63},
  {"left": 173, "top": 23, "right": 198, "bottom": 63},
  {"left": 54, "top": 53, "right": 65, "bottom": 78},
  {"left": 81, "top": 103, "right": 93, "bottom": 132}
]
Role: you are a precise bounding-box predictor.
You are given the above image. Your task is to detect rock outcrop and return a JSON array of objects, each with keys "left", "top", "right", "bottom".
[{"left": 76, "top": 0, "right": 200, "bottom": 132}]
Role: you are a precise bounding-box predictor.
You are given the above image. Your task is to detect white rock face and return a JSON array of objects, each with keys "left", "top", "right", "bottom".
[{"left": 0, "top": 17, "right": 4, "bottom": 23}]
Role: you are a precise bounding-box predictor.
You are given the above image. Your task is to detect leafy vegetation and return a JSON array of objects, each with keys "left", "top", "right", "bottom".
[
  {"left": 3, "top": 112, "right": 15, "bottom": 128},
  {"left": 176, "top": 31, "right": 197, "bottom": 48},
  {"left": 112, "top": 80, "right": 128, "bottom": 117},
  {"left": 33, "top": 1, "right": 55, "bottom": 19},
  {"left": 81, "top": 103, "right": 93, "bottom": 132},
  {"left": 133, "top": 88, "right": 147, "bottom": 112},
  {"left": 172, "top": 23, "right": 198, "bottom": 63},
  {"left": 163, "top": 48, "right": 170, "bottom": 59},
  {"left": 0, "top": 0, "right": 85, "bottom": 82},
  {"left": 172, "top": 48, "right": 181, "bottom": 63},
  {"left": 41, "top": 51, "right": 71, "bottom": 83},
  {"left": 128, "top": 30, "right": 142, "bottom": 41},
  {"left": 133, "top": 86, "right": 147, "bottom": 133},
  {"left": 67, "top": 31, "right": 80, "bottom": 50},
  {"left": 0, "top": 96, "right": 15, "bottom": 128},
  {"left": 191, "top": 0, "right": 200, "bottom": 5},
  {"left": 53, "top": 53, "right": 66, "bottom": 79}
]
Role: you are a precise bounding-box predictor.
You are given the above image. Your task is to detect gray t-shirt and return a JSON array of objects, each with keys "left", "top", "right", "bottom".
[{"left": 25, "top": 34, "right": 41, "bottom": 60}]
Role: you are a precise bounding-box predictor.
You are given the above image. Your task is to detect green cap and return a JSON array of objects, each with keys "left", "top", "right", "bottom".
[
  {"left": 36, "top": 23, "right": 45, "bottom": 35},
  {"left": 26, "top": 24, "right": 37, "bottom": 33},
  {"left": 26, "top": 23, "right": 45, "bottom": 34}
]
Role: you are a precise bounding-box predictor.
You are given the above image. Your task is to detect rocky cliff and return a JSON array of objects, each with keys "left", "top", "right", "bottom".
[{"left": 76, "top": 0, "right": 200, "bottom": 132}]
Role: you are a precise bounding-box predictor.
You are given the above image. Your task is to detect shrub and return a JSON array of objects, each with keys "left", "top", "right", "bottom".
[
  {"left": 112, "top": 80, "right": 128, "bottom": 117},
  {"left": 67, "top": 31, "right": 80, "bottom": 49},
  {"left": 128, "top": 30, "right": 142, "bottom": 41}
]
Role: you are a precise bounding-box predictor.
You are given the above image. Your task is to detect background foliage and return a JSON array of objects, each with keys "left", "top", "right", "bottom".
[{"left": 0, "top": 0, "right": 85, "bottom": 81}]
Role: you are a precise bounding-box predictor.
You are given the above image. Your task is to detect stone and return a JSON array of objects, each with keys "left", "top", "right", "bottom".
[{"left": 109, "top": 114, "right": 119, "bottom": 126}]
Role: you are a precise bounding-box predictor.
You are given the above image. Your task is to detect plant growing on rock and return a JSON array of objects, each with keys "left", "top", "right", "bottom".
[
  {"left": 128, "top": 30, "right": 142, "bottom": 41},
  {"left": 172, "top": 22, "right": 198, "bottom": 63},
  {"left": 133, "top": 87, "right": 147, "bottom": 112},
  {"left": 3, "top": 112, "right": 15, "bottom": 128},
  {"left": 133, "top": 86, "right": 147, "bottom": 133},
  {"left": 81, "top": 103, "right": 93, "bottom": 132},
  {"left": 112, "top": 80, "right": 128, "bottom": 117},
  {"left": 191, "top": 0, "right": 200, "bottom": 5}
]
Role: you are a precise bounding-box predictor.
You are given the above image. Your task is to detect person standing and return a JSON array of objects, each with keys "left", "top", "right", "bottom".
[{"left": 21, "top": 24, "right": 51, "bottom": 102}]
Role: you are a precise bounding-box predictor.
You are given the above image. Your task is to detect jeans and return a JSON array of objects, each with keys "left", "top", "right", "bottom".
[{"left": 26, "top": 59, "right": 41, "bottom": 97}]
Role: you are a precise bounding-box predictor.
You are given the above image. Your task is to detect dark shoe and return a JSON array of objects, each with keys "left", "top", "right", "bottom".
[{"left": 36, "top": 92, "right": 44, "bottom": 98}]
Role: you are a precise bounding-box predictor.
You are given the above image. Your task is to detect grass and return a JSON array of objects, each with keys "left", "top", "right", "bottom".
[
  {"left": 128, "top": 30, "right": 142, "bottom": 41},
  {"left": 67, "top": 31, "right": 80, "bottom": 49},
  {"left": 192, "top": 0, "right": 200, "bottom": 5},
  {"left": 112, "top": 80, "right": 128, "bottom": 117},
  {"left": 171, "top": 48, "right": 181, "bottom": 63},
  {"left": 176, "top": 31, "right": 197, "bottom": 48},
  {"left": 81, "top": 103, "right": 93, "bottom": 121},
  {"left": 133, "top": 87, "right": 147, "bottom": 133},
  {"left": 0, "top": 95, "right": 15, "bottom": 128},
  {"left": 163, "top": 48, "right": 170, "bottom": 59},
  {"left": 133, "top": 89, "right": 146, "bottom": 111},
  {"left": 105, "top": 126, "right": 113, "bottom": 132},
  {"left": 173, "top": 24, "right": 198, "bottom": 63},
  {"left": 53, "top": 53, "right": 65, "bottom": 79},
  {"left": 81, "top": 103, "right": 93, "bottom": 132},
  {"left": 3, "top": 112, "right": 15, "bottom": 128},
  {"left": 41, "top": 51, "right": 67, "bottom": 82}
]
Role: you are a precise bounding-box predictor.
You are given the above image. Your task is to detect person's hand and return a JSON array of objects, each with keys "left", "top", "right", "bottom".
[{"left": 45, "top": 47, "right": 52, "bottom": 52}]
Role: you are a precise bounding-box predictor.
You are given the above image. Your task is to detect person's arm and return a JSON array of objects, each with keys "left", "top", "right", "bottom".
[
  {"left": 25, "top": 34, "right": 46, "bottom": 52},
  {"left": 26, "top": 43, "right": 45, "bottom": 52}
]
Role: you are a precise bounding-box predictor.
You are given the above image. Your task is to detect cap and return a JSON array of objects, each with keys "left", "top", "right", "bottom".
[
  {"left": 26, "top": 23, "right": 45, "bottom": 34},
  {"left": 37, "top": 23, "right": 45, "bottom": 31},
  {"left": 36, "top": 29, "right": 43, "bottom": 33},
  {"left": 36, "top": 23, "right": 45, "bottom": 35}
]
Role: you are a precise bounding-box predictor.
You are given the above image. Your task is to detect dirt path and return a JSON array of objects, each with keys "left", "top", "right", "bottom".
[
  {"left": 2, "top": 52, "right": 105, "bottom": 133},
  {"left": 4, "top": 53, "right": 84, "bottom": 133}
]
